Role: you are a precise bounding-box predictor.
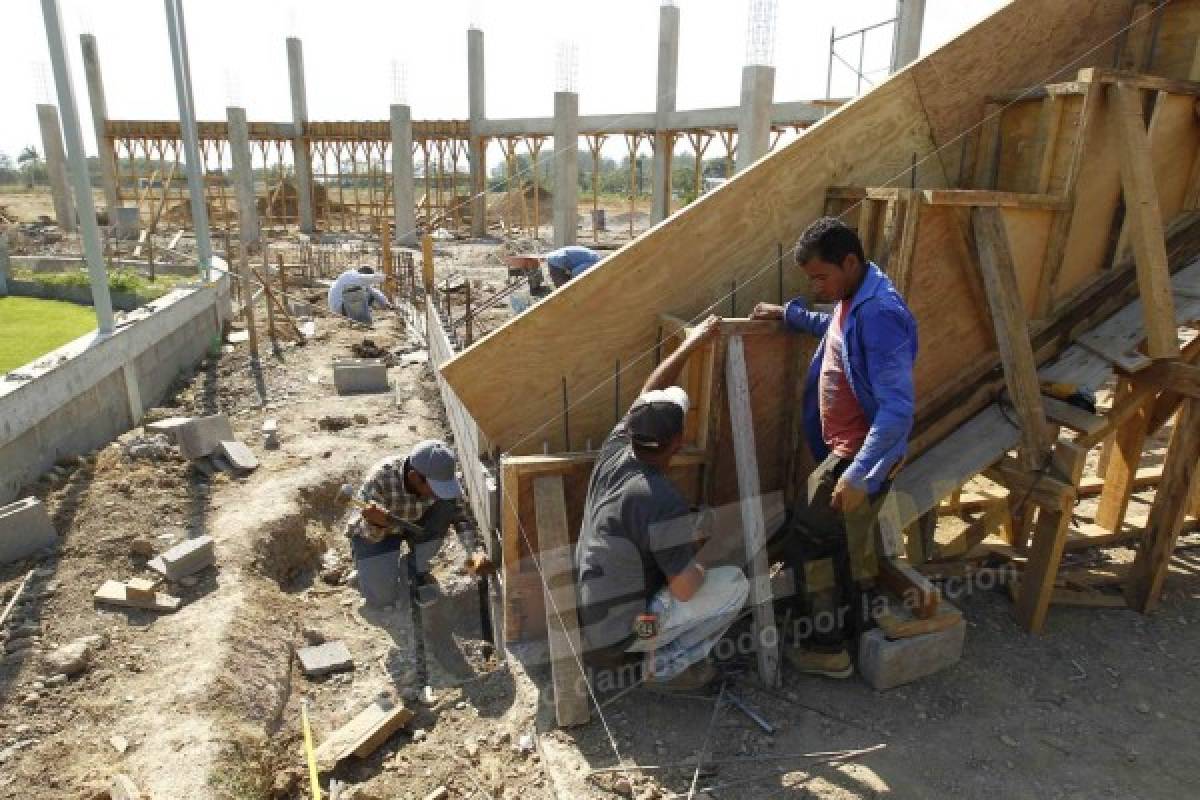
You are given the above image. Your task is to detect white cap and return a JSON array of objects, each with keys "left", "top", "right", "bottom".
[{"left": 634, "top": 386, "right": 689, "bottom": 414}]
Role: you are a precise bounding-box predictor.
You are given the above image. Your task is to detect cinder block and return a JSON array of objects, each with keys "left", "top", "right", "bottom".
[
  {"left": 333, "top": 359, "right": 390, "bottom": 395},
  {"left": 0, "top": 497, "right": 58, "bottom": 564},
  {"left": 148, "top": 535, "right": 215, "bottom": 580},
  {"left": 146, "top": 416, "right": 194, "bottom": 443},
  {"left": 858, "top": 618, "right": 965, "bottom": 691},
  {"left": 176, "top": 414, "right": 234, "bottom": 459},
  {"left": 297, "top": 640, "right": 354, "bottom": 677}
]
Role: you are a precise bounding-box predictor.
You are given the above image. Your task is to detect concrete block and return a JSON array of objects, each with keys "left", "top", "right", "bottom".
[
  {"left": 146, "top": 416, "right": 193, "bottom": 443},
  {"left": 113, "top": 206, "right": 141, "bottom": 240},
  {"left": 218, "top": 440, "right": 258, "bottom": 471},
  {"left": 858, "top": 618, "right": 965, "bottom": 691},
  {"left": 333, "top": 359, "right": 390, "bottom": 395},
  {"left": 0, "top": 497, "right": 57, "bottom": 564},
  {"left": 148, "top": 535, "right": 215, "bottom": 580},
  {"left": 297, "top": 640, "right": 354, "bottom": 677},
  {"left": 288, "top": 299, "right": 313, "bottom": 317},
  {"left": 176, "top": 414, "right": 234, "bottom": 459}
]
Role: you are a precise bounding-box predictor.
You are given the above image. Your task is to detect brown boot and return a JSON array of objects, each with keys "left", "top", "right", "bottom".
[
  {"left": 644, "top": 660, "right": 718, "bottom": 694},
  {"left": 784, "top": 645, "right": 853, "bottom": 679}
]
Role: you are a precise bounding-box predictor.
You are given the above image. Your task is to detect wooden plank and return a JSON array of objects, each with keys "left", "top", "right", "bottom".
[
  {"left": 889, "top": 193, "right": 920, "bottom": 297},
  {"left": 1109, "top": 82, "right": 1180, "bottom": 359},
  {"left": 1033, "top": 95, "right": 1067, "bottom": 193},
  {"left": 725, "top": 334, "right": 779, "bottom": 688},
  {"left": 972, "top": 103, "right": 1004, "bottom": 189},
  {"left": 93, "top": 580, "right": 181, "bottom": 612},
  {"left": 1137, "top": 361, "right": 1200, "bottom": 399},
  {"left": 1075, "top": 330, "right": 1154, "bottom": 373},
  {"left": 533, "top": 475, "right": 590, "bottom": 728},
  {"left": 1048, "top": 587, "right": 1127, "bottom": 608},
  {"left": 876, "top": 597, "right": 962, "bottom": 640},
  {"left": 984, "top": 457, "right": 1077, "bottom": 514},
  {"left": 918, "top": 190, "right": 1068, "bottom": 210},
  {"left": 972, "top": 206, "right": 1051, "bottom": 462},
  {"left": 878, "top": 558, "right": 939, "bottom": 619},
  {"left": 1013, "top": 441, "right": 1089, "bottom": 633},
  {"left": 1079, "top": 67, "right": 1200, "bottom": 97},
  {"left": 1125, "top": 397, "right": 1200, "bottom": 612},
  {"left": 315, "top": 699, "right": 413, "bottom": 772},
  {"left": 1041, "top": 395, "right": 1106, "bottom": 435},
  {"left": 500, "top": 460, "right": 525, "bottom": 643}
]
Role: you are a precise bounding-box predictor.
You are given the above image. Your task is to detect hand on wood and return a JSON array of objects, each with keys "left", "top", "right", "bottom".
[
  {"left": 686, "top": 315, "right": 722, "bottom": 346},
  {"left": 750, "top": 302, "right": 784, "bottom": 320},
  {"left": 830, "top": 477, "right": 867, "bottom": 513},
  {"left": 362, "top": 503, "right": 391, "bottom": 529}
]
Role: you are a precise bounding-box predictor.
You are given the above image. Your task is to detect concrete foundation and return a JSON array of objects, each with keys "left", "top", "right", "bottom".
[
  {"left": 0, "top": 497, "right": 58, "bottom": 564},
  {"left": 651, "top": 3, "right": 680, "bottom": 224},
  {"left": 552, "top": 92, "right": 579, "bottom": 248},
  {"left": 287, "top": 37, "right": 316, "bottom": 233},
  {"left": 736, "top": 65, "right": 776, "bottom": 173},
  {"left": 36, "top": 104, "right": 76, "bottom": 232},
  {"left": 80, "top": 34, "right": 120, "bottom": 216},
  {"left": 333, "top": 359, "right": 390, "bottom": 395},
  {"left": 390, "top": 105, "right": 417, "bottom": 246},
  {"left": 0, "top": 275, "right": 231, "bottom": 505},
  {"left": 858, "top": 617, "right": 966, "bottom": 690}
]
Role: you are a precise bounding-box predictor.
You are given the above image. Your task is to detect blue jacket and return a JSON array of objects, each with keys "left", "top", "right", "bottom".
[{"left": 784, "top": 263, "right": 918, "bottom": 495}]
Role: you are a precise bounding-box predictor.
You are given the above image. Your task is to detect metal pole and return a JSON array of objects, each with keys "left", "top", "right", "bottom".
[
  {"left": 163, "top": 0, "right": 213, "bottom": 281},
  {"left": 39, "top": 0, "right": 114, "bottom": 334},
  {"left": 857, "top": 31, "right": 866, "bottom": 95},
  {"left": 826, "top": 28, "right": 835, "bottom": 100}
]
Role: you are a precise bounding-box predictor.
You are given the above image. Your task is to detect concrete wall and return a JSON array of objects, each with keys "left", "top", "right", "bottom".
[{"left": 0, "top": 276, "right": 230, "bottom": 504}]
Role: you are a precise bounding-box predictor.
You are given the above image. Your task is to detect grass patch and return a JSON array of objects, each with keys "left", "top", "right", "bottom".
[
  {"left": 0, "top": 296, "right": 97, "bottom": 373},
  {"left": 10, "top": 267, "right": 188, "bottom": 300}
]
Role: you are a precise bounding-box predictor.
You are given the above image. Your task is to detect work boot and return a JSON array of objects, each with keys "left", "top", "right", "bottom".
[
  {"left": 784, "top": 644, "right": 853, "bottom": 679},
  {"left": 644, "top": 660, "right": 718, "bottom": 694}
]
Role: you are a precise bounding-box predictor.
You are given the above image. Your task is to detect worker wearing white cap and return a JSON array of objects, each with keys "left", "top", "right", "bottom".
[
  {"left": 345, "top": 439, "right": 463, "bottom": 608},
  {"left": 575, "top": 316, "right": 748, "bottom": 693}
]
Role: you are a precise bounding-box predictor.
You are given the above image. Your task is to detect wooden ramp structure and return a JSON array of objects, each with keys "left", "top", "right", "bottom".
[{"left": 437, "top": 0, "right": 1200, "bottom": 700}]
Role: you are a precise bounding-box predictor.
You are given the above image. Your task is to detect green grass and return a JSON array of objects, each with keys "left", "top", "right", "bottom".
[
  {"left": 0, "top": 297, "right": 97, "bottom": 373},
  {"left": 9, "top": 267, "right": 188, "bottom": 301}
]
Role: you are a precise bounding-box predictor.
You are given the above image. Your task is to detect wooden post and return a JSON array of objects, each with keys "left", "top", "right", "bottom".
[
  {"left": 1108, "top": 82, "right": 1179, "bottom": 360},
  {"left": 1094, "top": 396, "right": 1152, "bottom": 532},
  {"left": 262, "top": 247, "right": 277, "bottom": 344},
  {"left": 1125, "top": 398, "right": 1200, "bottom": 612},
  {"left": 533, "top": 475, "right": 590, "bottom": 727},
  {"left": 1014, "top": 441, "right": 1089, "bottom": 633},
  {"left": 421, "top": 233, "right": 434, "bottom": 294},
  {"left": 238, "top": 245, "right": 259, "bottom": 360},
  {"left": 725, "top": 334, "right": 780, "bottom": 688},
  {"left": 277, "top": 252, "right": 287, "bottom": 306},
  {"left": 380, "top": 219, "right": 394, "bottom": 300}
]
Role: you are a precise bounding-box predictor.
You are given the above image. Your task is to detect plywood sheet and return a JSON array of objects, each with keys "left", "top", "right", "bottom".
[
  {"left": 1000, "top": 206, "right": 1054, "bottom": 315},
  {"left": 1147, "top": 0, "right": 1200, "bottom": 80}
]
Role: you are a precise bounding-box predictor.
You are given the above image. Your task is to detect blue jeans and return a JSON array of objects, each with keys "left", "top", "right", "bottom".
[{"left": 351, "top": 499, "right": 458, "bottom": 607}]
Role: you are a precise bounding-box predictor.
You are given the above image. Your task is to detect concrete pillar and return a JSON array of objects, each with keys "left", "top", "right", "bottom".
[
  {"left": 36, "top": 104, "right": 76, "bottom": 232},
  {"left": 79, "top": 35, "right": 120, "bottom": 216},
  {"left": 226, "top": 107, "right": 260, "bottom": 247},
  {"left": 390, "top": 104, "right": 417, "bottom": 247},
  {"left": 735, "top": 65, "right": 775, "bottom": 173},
  {"left": 287, "top": 37, "right": 316, "bottom": 233},
  {"left": 552, "top": 91, "right": 579, "bottom": 248},
  {"left": 651, "top": 3, "right": 680, "bottom": 224},
  {"left": 0, "top": 233, "right": 9, "bottom": 295},
  {"left": 891, "top": 0, "right": 926, "bottom": 73},
  {"left": 467, "top": 27, "right": 488, "bottom": 237},
  {"left": 39, "top": 0, "right": 113, "bottom": 334}
]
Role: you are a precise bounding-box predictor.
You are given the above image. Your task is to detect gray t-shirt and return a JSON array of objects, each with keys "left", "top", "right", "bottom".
[{"left": 575, "top": 420, "right": 697, "bottom": 650}]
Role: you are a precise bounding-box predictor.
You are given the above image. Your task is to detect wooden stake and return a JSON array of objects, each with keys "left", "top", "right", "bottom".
[
  {"left": 239, "top": 245, "right": 259, "bottom": 360},
  {"left": 421, "top": 233, "right": 434, "bottom": 294}
]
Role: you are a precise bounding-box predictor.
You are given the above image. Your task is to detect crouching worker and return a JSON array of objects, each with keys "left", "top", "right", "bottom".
[
  {"left": 345, "top": 440, "right": 463, "bottom": 608},
  {"left": 328, "top": 266, "right": 393, "bottom": 324},
  {"left": 575, "top": 316, "right": 749, "bottom": 692}
]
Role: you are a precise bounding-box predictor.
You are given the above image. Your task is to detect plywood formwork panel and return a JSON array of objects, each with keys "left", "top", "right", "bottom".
[
  {"left": 1001, "top": 206, "right": 1055, "bottom": 315},
  {"left": 1147, "top": 0, "right": 1200, "bottom": 80},
  {"left": 994, "top": 100, "right": 1045, "bottom": 192},
  {"left": 444, "top": 71, "right": 942, "bottom": 455}
]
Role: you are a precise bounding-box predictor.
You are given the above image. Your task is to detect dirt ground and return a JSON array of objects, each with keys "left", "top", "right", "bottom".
[{"left": 1, "top": 233, "right": 1199, "bottom": 799}]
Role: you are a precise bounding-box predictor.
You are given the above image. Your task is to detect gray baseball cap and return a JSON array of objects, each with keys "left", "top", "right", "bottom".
[{"left": 409, "top": 439, "right": 462, "bottom": 499}]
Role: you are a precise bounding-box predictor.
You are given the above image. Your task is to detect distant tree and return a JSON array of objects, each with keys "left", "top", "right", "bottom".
[{"left": 17, "top": 145, "right": 41, "bottom": 189}]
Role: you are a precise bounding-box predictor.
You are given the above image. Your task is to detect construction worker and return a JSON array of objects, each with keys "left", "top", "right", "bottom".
[
  {"left": 544, "top": 245, "right": 601, "bottom": 288},
  {"left": 345, "top": 440, "right": 463, "bottom": 608},
  {"left": 575, "top": 316, "right": 749, "bottom": 692},
  {"left": 328, "top": 266, "right": 393, "bottom": 324},
  {"left": 751, "top": 216, "right": 917, "bottom": 679}
]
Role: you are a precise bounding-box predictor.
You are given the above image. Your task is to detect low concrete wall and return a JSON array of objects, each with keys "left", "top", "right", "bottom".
[
  {"left": 9, "top": 255, "right": 196, "bottom": 277},
  {"left": 6, "top": 278, "right": 148, "bottom": 311},
  {"left": 0, "top": 272, "right": 231, "bottom": 504}
]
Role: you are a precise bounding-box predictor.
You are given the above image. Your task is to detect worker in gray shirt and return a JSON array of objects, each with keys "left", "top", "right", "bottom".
[{"left": 575, "top": 316, "right": 748, "bottom": 692}]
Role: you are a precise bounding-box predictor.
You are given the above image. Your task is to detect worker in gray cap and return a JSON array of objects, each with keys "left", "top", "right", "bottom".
[
  {"left": 345, "top": 439, "right": 463, "bottom": 607},
  {"left": 575, "top": 316, "right": 749, "bottom": 692}
]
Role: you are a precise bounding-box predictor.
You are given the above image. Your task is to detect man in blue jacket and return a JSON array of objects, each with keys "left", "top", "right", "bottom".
[{"left": 751, "top": 216, "right": 917, "bottom": 679}]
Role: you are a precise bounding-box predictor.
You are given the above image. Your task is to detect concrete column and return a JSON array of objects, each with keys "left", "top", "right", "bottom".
[
  {"left": 226, "top": 107, "right": 260, "bottom": 247},
  {"left": 287, "top": 37, "right": 316, "bottom": 233},
  {"left": 39, "top": 0, "right": 113, "bottom": 334},
  {"left": 552, "top": 91, "right": 579, "bottom": 248},
  {"left": 0, "top": 233, "right": 9, "bottom": 295},
  {"left": 735, "top": 65, "right": 775, "bottom": 173},
  {"left": 36, "top": 104, "right": 76, "bottom": 232},
  {"left": 467, "top": 27, "right": 488, "bottom": 237},
  {"left": 890, "top": 0, "right": 926, "bottom": 73},
  {"left": 79, "top": 34, "right": 120, "bottom": 216},
  {"left": 651, "top": 3, "right": 680, "bottom": 223},
  {"left": 390, "top": 104, "right": 417, "bottom": 247}
]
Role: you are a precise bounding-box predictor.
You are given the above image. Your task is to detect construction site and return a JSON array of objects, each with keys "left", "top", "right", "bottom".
[{"left": 3, "top": 0, "right": 1200, "bottom": 797}]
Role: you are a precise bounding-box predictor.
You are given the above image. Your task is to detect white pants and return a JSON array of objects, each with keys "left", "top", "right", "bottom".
[{"left": 628, "top": 565, "right": 749, "bottom": 679}]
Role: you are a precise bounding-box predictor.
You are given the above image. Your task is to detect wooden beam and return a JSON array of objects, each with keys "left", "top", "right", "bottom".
[
  {"left": 972, "top": 103, "right": 1003, "bottom": 189},
  {"left": 725, "top": 334, "right": 780, "bottom": 688},
  {"left": 500, "top": 461, "right": 524, "bottom": 642},
  {"left": 878, "top": 558, "right": 939, "bottom": 619},
  {"left": 1136, "top": 361, "right": 1200, "bottom": 399},
  {"left": 1095, "top": 394, "right": 1150, "bottom": 535},
  {"left": 1033, "top": 95, "right": 1066, "bottom": 194},
  {"left": 1108, "top": 82, "right": 1180, "bottom": 359},
  {"left": 1014, "top": 440, "right": 1089, "bottom": 633},
  {"left": 1041, "top": 395, "right": 1106, "bottom": 436},
  {"left": 984, "top": 457, "right": 1077, "bottom": 514},
  {"left": 533, "top": 475, "right": 590, "bottom": 727},
  {"left": 1125, "top": 398, "right": 1200, "bottom": 612},
  {"left": 889, "top": 193, "right": 920, "bottom": 297},
  {"left": 1078, "top": 68, "right": 1200, "bottom": 97},
  {"left": 919, "top": 189, "right": 1068, "bottom": 210},
  {"left": 972, "top": 206, "right": 1052, "bottom": 462}
]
